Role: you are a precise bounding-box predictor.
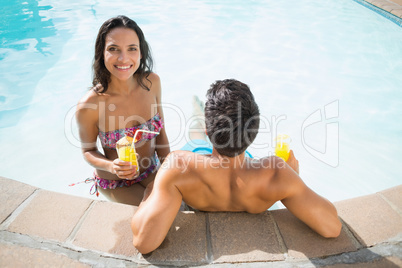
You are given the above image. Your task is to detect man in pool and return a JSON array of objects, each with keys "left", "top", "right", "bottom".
[{"left": 131, "top": 79, "right": 342, "bottom": 254}]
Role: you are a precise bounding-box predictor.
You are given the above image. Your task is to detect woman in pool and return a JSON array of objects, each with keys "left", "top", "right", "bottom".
[{"left": 76, "top": 15, "right": 170, "bottom": 205}]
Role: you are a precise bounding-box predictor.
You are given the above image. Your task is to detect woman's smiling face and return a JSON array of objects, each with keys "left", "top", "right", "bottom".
[{"left": 104, "top": 27, "right": 141, "bottom": 82}]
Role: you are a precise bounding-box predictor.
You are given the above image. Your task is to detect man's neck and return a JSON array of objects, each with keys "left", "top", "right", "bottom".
[{"left": 211, "top": 148, "right": 247, "bottom": 169}]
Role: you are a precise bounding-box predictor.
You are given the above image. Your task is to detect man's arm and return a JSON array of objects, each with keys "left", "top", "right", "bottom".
[
  {"left": 276, "top": 154, "right": 342, "bottom": 238},
  {"left": 131, "top": 158, "right": 182, "bottom": 254}
]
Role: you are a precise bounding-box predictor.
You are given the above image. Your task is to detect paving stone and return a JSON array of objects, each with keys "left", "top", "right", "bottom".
[
  {"left": 271, "top": 209, "right": 357, "bottom": 259},
  {"left": 0, "top": 177, "right": 37, "bottom": 224},
  {"left": 322, "top": 256, "right": 402, "bottom": 267},
  {"left": 336, "top": 194, "right": 402, "bottom": 247},
  {"left": 72, "top": 201, "right": 138, "bottom": 257},
  {"left": 389, "top": 0, "right": 402, "bottom": 5},
  {"left": 389, "top": 5, "right": 402, "bottom": 9},
  {"left": 0, "top": 243, "right": 90, "bottom": 268},
  {"left": 381, "top": 4, "right": 402, "bottom": 12},
  {"left": 7, "top": 190, "right": 92, "bottom": 242},
  {"left": 384, "top": 256, "right": 402, "bottom": 267},
  {"left": 370, "top": 0, "right": 389, "bottom": 8},
  {"left": 208, "top": 212, "right": 284, "bottom": 263},
  {"left": 379, "top": 185, "right": 402, "bottom": 214},
  {"left": 379, "top": 3, "right": 397, "bottom": 10},
  {"left": 391, "top": 8, "right": 402, "bottom": 17},
  {"left": 140, "top": 211, "right": 208, "bottom": 265},
  {"left": 380, "top": 2, "right": 400, "bottom": 8}
]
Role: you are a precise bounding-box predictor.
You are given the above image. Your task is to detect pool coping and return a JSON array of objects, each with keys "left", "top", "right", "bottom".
[
  {"left": 354, "top": 0, "right": 402, "bottom": 26},
  {"left": 1, "top": 176, "right": 401, "bottom": 267}
]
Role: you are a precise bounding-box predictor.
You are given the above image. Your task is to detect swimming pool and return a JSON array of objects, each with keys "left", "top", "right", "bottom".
[{"left": 1, "top": 0, "right": 401, "bottom": 206}]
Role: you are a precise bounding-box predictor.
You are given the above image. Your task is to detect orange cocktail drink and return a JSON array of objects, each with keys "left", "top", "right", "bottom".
[
  {"left": 275, "top": 134, "right": 291, "bottom": 161},
  {"left": 116, "top": 136, "right": 139, "bottom": 172},
  {"left": 116, "top": 130, "right": 160, "bottom": 172}
]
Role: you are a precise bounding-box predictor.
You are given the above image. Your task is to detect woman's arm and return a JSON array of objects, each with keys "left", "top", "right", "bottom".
[{"left": 76, "top": 94, "right": 136, "bottom": 179}]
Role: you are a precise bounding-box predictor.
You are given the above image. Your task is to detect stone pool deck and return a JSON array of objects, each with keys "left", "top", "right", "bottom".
[
  {"left": 365, "top": 0, "right": 402, "bottom": 18},
  {"left": 0, "top": 176, "right": 401, "bottom": 267}
]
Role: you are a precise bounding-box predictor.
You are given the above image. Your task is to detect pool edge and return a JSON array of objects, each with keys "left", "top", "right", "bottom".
[
  {"left": 0, "top": 176, "right": 401, "bottom": 267},
  {"left": 357, "top": 0, "right": 402, "bottom": 26}
]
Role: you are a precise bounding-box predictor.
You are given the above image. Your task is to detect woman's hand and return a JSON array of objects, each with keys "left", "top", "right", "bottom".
[
  {"left": 286, "top": 150, "right": 299, "bottom": 175},
  {"left": 111, "top": 159, "right": 139, "bottom": 179}
]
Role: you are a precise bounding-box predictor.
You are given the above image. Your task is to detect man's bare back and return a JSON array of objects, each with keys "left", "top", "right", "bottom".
[
  {"left": 132, "top": 149, "right": 341, "bottom": 254},
  {"left": 167, "top": 150, "right": 283, "bottom": 213},
  {"left": 131, "top": 79, "right": 341, "bottom": 254}
]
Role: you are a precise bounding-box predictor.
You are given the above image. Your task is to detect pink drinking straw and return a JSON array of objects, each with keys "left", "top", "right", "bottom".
[{"left": 132, "top": 130, "right": 160, "bottom": 147}]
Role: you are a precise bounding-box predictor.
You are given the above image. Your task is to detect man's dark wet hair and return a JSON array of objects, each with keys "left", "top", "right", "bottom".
[{"left": 205, "top": 79, "right": 260, "bottom": 157}]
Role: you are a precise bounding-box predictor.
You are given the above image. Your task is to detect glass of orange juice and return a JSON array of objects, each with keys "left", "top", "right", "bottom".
[
  {"left": 115, "top": 130, "right": 160, "bottom": 173},
  {"left": 116, "top": 136, "right": 139, "bottom": 172},
  {"left": 275, "top": 134, "right": 291, "bottom": 161}
]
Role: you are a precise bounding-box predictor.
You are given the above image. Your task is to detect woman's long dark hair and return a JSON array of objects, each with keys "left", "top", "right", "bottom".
[{"left": 92, "top": 15, "right": 153, "bottom": 92}]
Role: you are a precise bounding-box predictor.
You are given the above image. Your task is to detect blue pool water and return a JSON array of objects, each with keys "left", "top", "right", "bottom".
[{"left": 1, "top": 0, "right": 401, "bottom": 205}]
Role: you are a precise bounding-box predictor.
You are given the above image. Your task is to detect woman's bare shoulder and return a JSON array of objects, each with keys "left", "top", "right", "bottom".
[
  {"left": 147, "top": 72, "right": 160, "bottom": 83},
  {"left": 76, "top": 88, "right": 105, "bottom": 118},
  {"left": 78, "top": 87, "right": 104, "bottom": 105},
  {"left": 144, "top": 72, "right": 161, "bottom": 92}
]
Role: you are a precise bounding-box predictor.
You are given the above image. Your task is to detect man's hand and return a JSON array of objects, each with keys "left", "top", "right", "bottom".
[{"left": 286, "top": 150, "right": 299, "bottom": 174}]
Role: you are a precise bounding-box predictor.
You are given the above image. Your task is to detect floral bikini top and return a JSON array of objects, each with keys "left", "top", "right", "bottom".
[{"left": 98, "top": 113, "right": 164, "bottom": 149}]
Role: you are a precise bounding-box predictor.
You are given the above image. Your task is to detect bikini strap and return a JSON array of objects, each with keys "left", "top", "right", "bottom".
[{"left": 68, "top": 175, "right": 99, "bottom": 197}]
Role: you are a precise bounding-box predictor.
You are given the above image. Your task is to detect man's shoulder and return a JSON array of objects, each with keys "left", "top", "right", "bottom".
[
  {"left": 168, "top": 150, "right": 198, "bottom": 158},
  {"left": 155, "top": 151, "right": 204, "bottom": 188},
  {"left": 246, "top": 156, "right": 288, "bottom": 188},
  {"left": 251, "top": 156, "right": 285, "bottom": 171},
  {"left": 167, "top": 150, "right": 209, "bottom": 162},
  {"left": 160, "top": 150, "right": 203, "bottom": 173}
]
